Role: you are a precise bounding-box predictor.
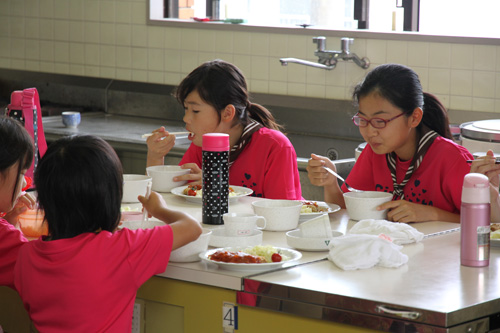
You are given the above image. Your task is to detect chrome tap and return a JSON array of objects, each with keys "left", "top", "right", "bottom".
[{"left": 279, "top": 36, "right": 370, "bottom": 70}]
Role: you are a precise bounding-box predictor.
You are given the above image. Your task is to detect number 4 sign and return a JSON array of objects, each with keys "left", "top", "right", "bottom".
[{"left": 223, "top": 302, "right": 238, "bottom": 330}]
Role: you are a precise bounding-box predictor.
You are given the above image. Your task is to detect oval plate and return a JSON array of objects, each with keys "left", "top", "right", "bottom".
[
  {"left": 199, "top": 247, "right": 302, "bottom": 272},
  {"left": 171, "top": 185, "right": 253, "bottom": 204}
]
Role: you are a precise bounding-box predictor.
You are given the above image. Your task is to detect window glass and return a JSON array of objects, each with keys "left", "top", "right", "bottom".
[{"left": 155, "top": 0, "right": 500, "bottom": 38}]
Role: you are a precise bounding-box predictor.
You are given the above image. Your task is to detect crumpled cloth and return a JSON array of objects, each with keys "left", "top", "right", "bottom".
[
  {"left": 328, "top": 234, "right": 408, "bottom": 270},
  {"left": 348, "top": 219, "right": 424, "bottom": 245}
]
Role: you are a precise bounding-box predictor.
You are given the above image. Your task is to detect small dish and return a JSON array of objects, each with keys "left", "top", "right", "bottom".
[
  {"left": 286, "top": 229, "right": 343, "bottom": 251},
  {"left": 208, "top": 228, "right": 263, "bottom": 248},
  {"left": 171, "top": 185, "right": 253, "bottom": 204},
  {"left": 299, "top": 201, "right": 341, "bottom": 223},
  {"left": 200, "top": 247, "right": 302, "bottom": 272}
]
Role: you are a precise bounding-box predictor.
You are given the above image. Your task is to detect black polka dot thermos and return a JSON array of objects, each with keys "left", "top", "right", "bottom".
[{"left": 202, "top": 133, "right": 230, "bottom": 225}]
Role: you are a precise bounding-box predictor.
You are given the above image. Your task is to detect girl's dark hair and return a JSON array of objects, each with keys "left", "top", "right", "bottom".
[
  {"left": 34, "top": 135, "right": 123, "bottom": 240},
  {"left": 352, "top": 63, "right": 452, "bottom": 139},
  {"left": 175, "top": 59, "right": 284, "bottom": 132},
  {"left": 0, "top": 116, "right": 34, "bottom": 203}
]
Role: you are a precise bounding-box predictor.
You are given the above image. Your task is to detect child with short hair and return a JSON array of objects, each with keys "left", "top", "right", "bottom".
[
  {"left": 0, "top": 116, "right": 35, "bottom": 289},
  {"left": 14, "top": 134, "right": 201, "bottom": 331}
]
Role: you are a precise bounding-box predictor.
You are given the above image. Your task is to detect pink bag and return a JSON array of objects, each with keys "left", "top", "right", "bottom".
[{"left": 6, "top": 88, "right": 48, "bottom": 181}]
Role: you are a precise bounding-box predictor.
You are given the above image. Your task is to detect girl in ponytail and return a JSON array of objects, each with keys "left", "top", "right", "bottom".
[
  {"left": 147, "top": 60, "right": 302, "bottom": 200},
  {"left": 308, "top": 63, "right": 472, "bottom": 223}
]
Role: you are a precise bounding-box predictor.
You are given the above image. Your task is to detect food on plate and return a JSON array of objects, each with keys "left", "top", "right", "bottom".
[
  {"left": 183, "top": 184, "right": 236, "bottom": 197},
  {"left": 209, "top": 250, "right": 266, "bottom": 263},
  {"left": 491, "top": 223, "right": 500, "bottom": 239},
  {"left": 301, "top": 201, "right": 329, "bottom": 214},
  {"left": 208, "top": 245, "right": 289, "bottom": 264}
]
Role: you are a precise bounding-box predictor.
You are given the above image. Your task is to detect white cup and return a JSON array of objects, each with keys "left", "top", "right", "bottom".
[{"left": 223, "top": 212, "right": 266, "bottom": 237}]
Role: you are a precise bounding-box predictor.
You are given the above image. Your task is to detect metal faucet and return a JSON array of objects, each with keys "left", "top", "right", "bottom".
[{"left": 280, "top": 37, "right": 370, "bottom": 70}]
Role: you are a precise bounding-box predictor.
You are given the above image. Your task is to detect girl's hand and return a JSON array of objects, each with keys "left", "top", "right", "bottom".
[
  {"left": 138, "top": 191, "right": 167, "bottom": 218},
  {"left": 3, "top": 191, "right": 36, "bottom": 226},
  {"left": 306, "top": 153, "right": 337, "bottom": 187},
  {"left": 378, "top": 200, "right": 431, "bottom": 223},
  {"left": 174, "top": 163, "right": 202, "bottom": 185},
  {"left": 470, "top": 150, "right": 500, "bottom": 189},
  {"left": 146, "top": 127, "right": 176, "bottom": 166}
]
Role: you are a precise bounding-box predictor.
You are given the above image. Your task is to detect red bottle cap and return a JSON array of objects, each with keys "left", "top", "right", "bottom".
[{"left": 202, "top": 133, "right": 229, "bottom": 152}]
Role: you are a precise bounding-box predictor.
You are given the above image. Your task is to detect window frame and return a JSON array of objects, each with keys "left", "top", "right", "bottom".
[{"left": 148, "top": 0, "right": 500, "bottom": 45}]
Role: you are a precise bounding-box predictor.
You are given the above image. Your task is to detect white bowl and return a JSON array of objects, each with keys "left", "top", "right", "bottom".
[
  {"left": 251, "top": 199, "right": 302, "bottom": 231},
  {"left": 343, "top": 191, "right": 393, "bottom": 221},
  {"left": 170, "top": 228, "right": 212, "bottom": 262},
  {"left": 122, "top": 174, "right": 152, "bottom": 203},
  {"left": 286, "top": 229, "right": 343, "bottom": 251},
  {"left": 146, "top": 165, "right": 190, "bottom": 192},
  {"left": 299, "top": 214, "right": 333, "bottom": 238}
]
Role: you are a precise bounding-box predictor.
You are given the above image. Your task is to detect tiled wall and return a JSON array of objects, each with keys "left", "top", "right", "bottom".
[{"left": 1, "top": 0, "right": 499, "bottom": 114}]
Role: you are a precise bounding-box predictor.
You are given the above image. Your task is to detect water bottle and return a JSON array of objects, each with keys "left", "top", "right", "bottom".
[
  {"left": 202, "top": 133, "right": 229, "bottom": 225},
  {"left": 461, "top": 173, "right": 490, "bottom": 267}
]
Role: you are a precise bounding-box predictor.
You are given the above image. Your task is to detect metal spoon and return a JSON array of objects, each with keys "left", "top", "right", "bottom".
[{"left": 323, "top": 167, "right": 363, "bottom": 192}]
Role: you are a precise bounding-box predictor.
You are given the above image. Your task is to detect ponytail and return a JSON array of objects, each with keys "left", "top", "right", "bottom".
[
  {"left": 247, "top": 103, "right": 284, "bottom": 132},
  {"left": 421, "top": 92, "right": 452, "bottom": 140}
]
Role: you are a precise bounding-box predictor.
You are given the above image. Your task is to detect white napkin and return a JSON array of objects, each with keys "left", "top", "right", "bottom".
[
  {"left": 328, "top": 234, "right": 408, "bottom": 270},
  {"left": 348, "top": 219, "right": 424, "bottom": 245}
]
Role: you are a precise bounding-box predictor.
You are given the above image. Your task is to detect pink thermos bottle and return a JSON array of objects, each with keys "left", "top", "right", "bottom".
[
  {"left": 460, "top": 173, "right": 490, "bottom": 267},
  {"left": 202, "top": 133, "right": 230, "bottom": 225}
]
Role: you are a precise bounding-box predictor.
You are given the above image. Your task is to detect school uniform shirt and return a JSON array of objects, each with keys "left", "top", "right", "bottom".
[
  {"left": 0, "top": 219, "right": 27, "bottom": 289},
  {"left": 181, "top": 127, "right": 303, "bottom": 200},
  {"left": 14, "top": 225, "right": 173, "bottom": 333},
  {"left": 344, "top": 136, "right": 473, "bottom": 213}
]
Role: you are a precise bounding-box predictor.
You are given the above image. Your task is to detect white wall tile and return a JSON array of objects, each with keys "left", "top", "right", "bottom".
[
  {"left": 115, "top": 2, "right": 131, "bottom": 24},
  {"left": 100, "top": 1, "right": 115, "bottom": 23},
  {"left": 100, "top": 45, "right": 115, "bottom": 67},
  {"left": 250, "top": 79, "right": 269, "bottom": 93},
  {"left": 269, "top": 34, "right": 287, "bottom": 58},
  {"left": 287, "top": 34, "right": 308, "bottom": 59},
  {"left": 268, "top": 81, "right": 287, "bottom": 95},
  {"left": 408, "top": 42, "right": 429, "bottom": 68},
  {"left": 250, "top": 55, "right": 269, "bottom": 81},
  {"left": 115, "top": 24, "right": 132, "bottom": 46},
  {"left": 84, "top": 21, "right": 100, "bottom": 44},
  {"left": 148, "top": 26, "right": 165, "bottom": 49},
  {"left": 306, "top": 83, "right": 326, "bottom": 99},
  {"left": 198, "top": 30, "right": 216, "bottom": 53},
  {"left": 53, "top": 0, "right": 69, "bottom": 20},
  {"left": 450, "top": 69, "right": 473, "bottom": 96},
  {"left": 214, "top": 31, "right": 233, "bottom": 54},
  {"left": 287, "top": 82, "right": 306, "bottom": 96},
  {"left": 40, "top": 0, "right": 55, "bottom": 19},
  {"left": 84, "top": 44, "right": 99, "bottom": 66},
  {"left": 386, "top": 40, "right": 408, "bottom": 65},
  {"left": 473, "top": 45, "right": 497, "bottom": 71},
  {"left": 83, "top": 0, "right": 100, "bottom": 21},
  {"left": 451, "top": 44, "right": 472, "bottom": 70},
  {"left": 366, "top": 39, "right": 387, "bottom": 64},
  {"left": 449, "top": 95, "right": 472, "bottom": 111},
  {"left": 232, "top": 54, "right": 251, "bottom": 77},
  {"left": 40, "top": 40, "right": 54, "bottom": 62},
  {"left": 180, "top": 29, "right": 198, "bottom": 52},
  {"left": 116, "top": 46, "right": 132, "bottom": 68},
  {"left": 472, "top": 71, "right": 495, "bottom": 98},
  {"left": 10, "top": 17, "right": 24, "bottom": 39},
  {"left": 233, "top": 32, "right": 251, "bottom": 55},
  {"left": 100, "top": 23, "right": 115, "bottom": 45},
  {"left": 472, "top": 97, "right": 495, "bottom": 112},
  {"left": 39, "top": 19, "right": 54, "bottom": 40},
  {"left": 131, "top": 47, "right": 147, "bottom": 70},
  {"left": 70, "top": 22, "right": 84, "bottom": 43},
  {"left": 54, "top": 41, "right": 69, "bottom": 63},
  {"left": 26, "top": 40, "right": 40, "bottom": 61},
  {"left": 69, "top": 0, "right": 83, "bottom": 20},
  {"left": 250, "top": 33, "right": 269, "bottom": 57},
  {"left": 429, "top": 43, "right": 451, "bottom": 69},
  {"left": 131, "top": 25, "right": 148, "bottom": 47},
  {"left": 428, "top": 68, "right": 450, "bottom": 94},
  {"left": 70, "top": 43, "right": 84, "bottom": 64}
]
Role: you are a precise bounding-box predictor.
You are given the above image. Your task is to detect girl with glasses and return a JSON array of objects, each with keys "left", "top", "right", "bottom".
[{"left": 307, "top": 63, "right": 473, "bottom": 223}]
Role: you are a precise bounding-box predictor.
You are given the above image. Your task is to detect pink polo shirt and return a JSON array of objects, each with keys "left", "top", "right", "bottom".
[
  {"left": 14, "top": 225, "right": 173, "bottom": 332},
  {"left": 0, "top": 219, "right": 28, "bottom": 289}
]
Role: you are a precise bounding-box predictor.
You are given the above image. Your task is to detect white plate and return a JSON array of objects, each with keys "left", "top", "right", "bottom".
[
  {"left": 171, "top": 185, "right": 253, "bottom": 204},
  {"left": 286, "top": 229, "right": 343, "bottom": 251},
  {"left": 299, "top": 201, "right": 341, "bottom": 222},
  {"left": 209, "top": 228, "right": 263, "bottom": 248},
  {"left": 199, "top": 247, "right": 302, "bottom": 272}
]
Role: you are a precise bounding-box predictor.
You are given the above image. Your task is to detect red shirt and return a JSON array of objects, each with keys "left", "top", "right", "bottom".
[
  {"left": 0, "top": 219, "right": 27, "bottom": 289},
  {"left": 181, "top": 127, "right": 303, "bottom": 200},
  {"left": 344, "top": 136, "right": 473, "bottom": 213},
  {"left": 14, "top": 226, "right": 173, "bottom": 332}
]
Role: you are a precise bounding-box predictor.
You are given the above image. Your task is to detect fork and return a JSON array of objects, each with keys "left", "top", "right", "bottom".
[{"left": 323, "top": 167, "right": 363, "bottom": 192}]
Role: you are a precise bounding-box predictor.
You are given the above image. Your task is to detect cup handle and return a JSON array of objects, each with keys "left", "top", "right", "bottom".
[{"left": 256, "top": 216, "right": 266, "bottom": 229}]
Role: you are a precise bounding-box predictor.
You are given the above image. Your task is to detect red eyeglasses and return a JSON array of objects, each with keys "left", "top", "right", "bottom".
[{"left": 352, "top": 112, "right": 405, "bottom": 129}]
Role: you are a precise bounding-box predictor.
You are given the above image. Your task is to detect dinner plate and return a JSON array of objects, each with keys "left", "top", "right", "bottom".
[
  {"left": 299, "top": 201, "right": 341, "bottom": 222},
  {"left": 171, "top": 185, "right": 253, "bottom": 204},
  {"left": 199, "top": 247, "right": 302, "bottom": 272}
]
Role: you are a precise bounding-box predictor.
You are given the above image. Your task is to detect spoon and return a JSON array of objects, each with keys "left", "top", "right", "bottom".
[
  {"left": 142, "top": 131, "right": 190, "bottom": 138},
  {"left": 323, "top": 167, "right": 363, "bottom": 192}
]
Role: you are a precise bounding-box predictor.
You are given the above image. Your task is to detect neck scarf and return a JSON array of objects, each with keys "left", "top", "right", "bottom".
[
  {"left": 229, "top": 119, "right": 263, "bottom": 168},
  {"left": 386, "top": 127, "right": 439, "bottom": 200}
]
